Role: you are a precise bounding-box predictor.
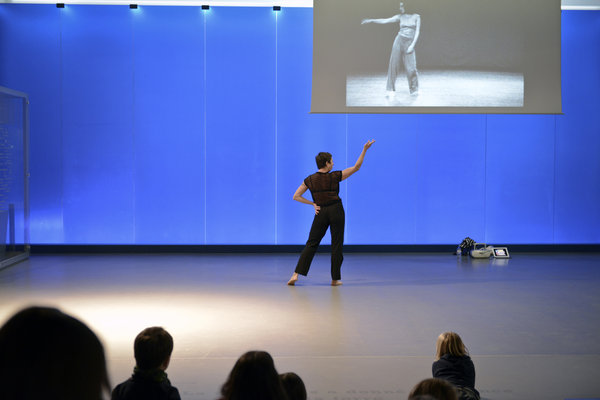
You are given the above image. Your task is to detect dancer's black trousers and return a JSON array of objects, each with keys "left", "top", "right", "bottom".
[{"left": 295, "top": 201, "right": 345, "bottom": 280}]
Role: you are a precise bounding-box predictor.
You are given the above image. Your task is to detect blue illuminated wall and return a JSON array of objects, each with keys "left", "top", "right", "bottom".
[{"left": 0, "top": 5, "right": 598, "bottom": 244}]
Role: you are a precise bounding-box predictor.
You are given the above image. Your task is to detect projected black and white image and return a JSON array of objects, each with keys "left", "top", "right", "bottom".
[
  {"left": 312, "top": 0, "right": 560, "bottom": 113},
  {"left": 348, "top": 1, "right": 524, "bottom": 107}
]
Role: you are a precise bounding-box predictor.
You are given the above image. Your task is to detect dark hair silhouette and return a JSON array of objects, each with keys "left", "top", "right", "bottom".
[
  {"left": 315, "top": 152, "right": 332, "bottom": 169},
  {"left": 220, "top": 350, "right": 288, "bottom": 400},
  {"left": 0, "top": 306, "right": 110, "bottom": 400},
  {"left": 408, "top": 378, "right": 458, "bottom": 400},
  {"left": 134, "top": 326, "right": 174, "bottom": 370},
  {"left": 408, "top": 396, "right": 438, "bottom": 400},
  {"left": 279, "top": 372, "right": 307, "bottom": 400}
]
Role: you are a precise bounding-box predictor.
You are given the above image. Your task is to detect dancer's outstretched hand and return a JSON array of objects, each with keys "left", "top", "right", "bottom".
[{"left": 364, "top": 139, "right": 376, "bottom": 151}]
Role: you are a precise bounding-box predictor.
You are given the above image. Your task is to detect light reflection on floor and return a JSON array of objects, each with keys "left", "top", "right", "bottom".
[
  {"left": 346, "top": 70, "right": 523, "bottom": 107},
  {"left": 1, "top": 252, "right": 599, "bottom": 400}
]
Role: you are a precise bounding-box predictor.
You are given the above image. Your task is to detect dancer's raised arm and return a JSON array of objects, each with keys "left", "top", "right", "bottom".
[{"left": 342, "top": 140, "right": 376, "bottom": 181}]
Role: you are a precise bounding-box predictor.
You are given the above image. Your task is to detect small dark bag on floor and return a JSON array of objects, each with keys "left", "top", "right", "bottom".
[{"left": 458, "top": 237, "right": 476, "bottom": 256}]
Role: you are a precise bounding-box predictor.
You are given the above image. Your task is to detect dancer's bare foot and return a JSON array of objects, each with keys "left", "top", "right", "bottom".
[
  {"left": 287, "top": 273, "right": 299, "bottom": 286},
  {"left": 331, "top": 280, "right": 343, "bottom": 286}
]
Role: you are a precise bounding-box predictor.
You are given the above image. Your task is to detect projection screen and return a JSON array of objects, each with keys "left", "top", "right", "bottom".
[{"left": 311, "top": 0, "right": 562, "bottom": 114}]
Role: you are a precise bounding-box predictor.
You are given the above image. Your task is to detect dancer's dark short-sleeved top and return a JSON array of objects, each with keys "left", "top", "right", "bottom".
[{"left": 304, "top": 171, "right": 342, "bottom": 206}]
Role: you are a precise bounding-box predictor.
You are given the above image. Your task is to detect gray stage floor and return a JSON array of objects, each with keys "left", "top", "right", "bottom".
[
  {"left": 0, "top": 252, "right": 599, "bottom": 400},
  {"left": 346, "top": 71, "right": 524, "bottom": 107}
]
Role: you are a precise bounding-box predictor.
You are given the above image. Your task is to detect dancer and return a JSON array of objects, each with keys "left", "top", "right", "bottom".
[
  {"left": 287, "top": 140, "right": 375, "bottom": 286},
  {"left": 362, "top": 2, "right": 420, "bottom": 95}
]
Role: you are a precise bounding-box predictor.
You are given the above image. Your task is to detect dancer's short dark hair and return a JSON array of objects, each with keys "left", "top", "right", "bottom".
[
  {"left": 134, "top": 327, "right": 174, "bottom": 370},
  {"left": 315, "top": 152, "right": 332, "bottom": 169}
]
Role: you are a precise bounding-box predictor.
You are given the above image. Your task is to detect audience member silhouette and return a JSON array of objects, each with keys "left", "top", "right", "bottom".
[
  {"left": 220, "top": 350, "right": 289, "bottom": 400},
  {"left": 280, "top": 372, "right": 307, "bottom": 400},
  {"left": 432, "top": 332, "right": 480, "bottom": 400},
  {"left": 408, "top": 378, "right": 458, "bottom": 400},
  {"left": 0, "top": 305, "right": 110, "bottom": 400},
  {"left": 408, "top": 396, "right": 439, "bottom": 400},
  {"left": 0, "top": 307, "right": 487, "bottom": 400},
  {"left": 112, "top": 326, "right": 181, "bottom": 400}
]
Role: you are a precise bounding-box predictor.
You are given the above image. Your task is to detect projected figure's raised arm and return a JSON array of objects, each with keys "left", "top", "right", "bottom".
[
  {"left": 361, "top": 15, "right": 401, "bottom": 25},
  {"left": 407, "top": 15, "right": 421, "bottom": 53}
]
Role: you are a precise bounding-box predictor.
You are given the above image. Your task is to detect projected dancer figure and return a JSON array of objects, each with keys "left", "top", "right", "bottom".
[
  {"left": 362, "top": 2, "right": 421, "bottom": 96},
  {"left": 287, "top": 140, "right": 375, "bottom": 287}
]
